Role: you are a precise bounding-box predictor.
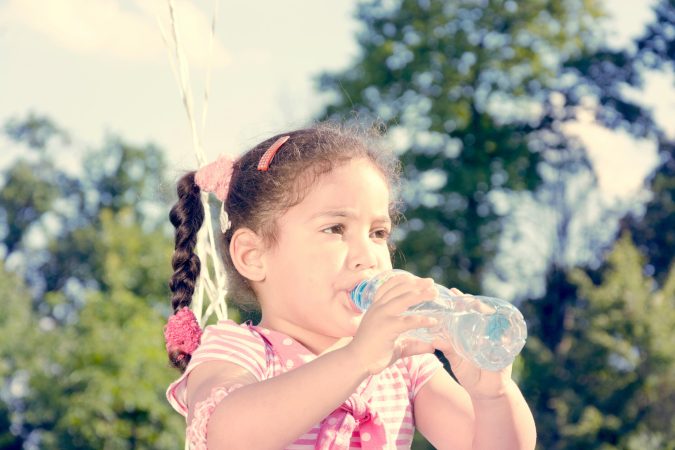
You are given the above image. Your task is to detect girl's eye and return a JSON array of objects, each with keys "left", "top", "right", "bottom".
[
  {"left": 371, "top": 228, "right": 391, "bottom": 240},
  {"left": 322, "top": 224, "right": 345, "bottom": 235}
]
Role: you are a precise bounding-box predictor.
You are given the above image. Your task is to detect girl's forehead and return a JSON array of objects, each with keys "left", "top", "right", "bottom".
[
  {"left": 286, "top": 159, "right": 391, "bottom": 217},
  {"left": 311, "top": 158, "right": 387, "bottom": 191}
]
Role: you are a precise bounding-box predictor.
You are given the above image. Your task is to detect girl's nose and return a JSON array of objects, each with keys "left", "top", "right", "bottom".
[{"left": 348, "top": 236, "right": 378, "bottom": 270}]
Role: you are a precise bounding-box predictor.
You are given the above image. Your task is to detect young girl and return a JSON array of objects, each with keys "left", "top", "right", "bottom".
[{"left": 164, "top": 123, "right": 536, "bottom": 449}]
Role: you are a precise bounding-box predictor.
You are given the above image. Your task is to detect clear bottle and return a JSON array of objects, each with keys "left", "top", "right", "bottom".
[{"left": 350, "top": 269, "right": 527, "bottom": 371}]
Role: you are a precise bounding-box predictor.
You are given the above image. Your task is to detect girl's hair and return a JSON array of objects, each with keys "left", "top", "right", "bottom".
[{"left": 167, "top": 122, "right": 401, "bottom": 371}]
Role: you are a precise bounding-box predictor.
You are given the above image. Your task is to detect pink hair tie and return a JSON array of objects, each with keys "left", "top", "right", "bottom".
[
  {"left": 195, "top": 154, "right": 235, "bottom": 202},
  {"left": 164, "top": 307, "right": 203, "bottom": 359},
  {"left": 257, "top": 136, "right": 290, "bottom": 171}
]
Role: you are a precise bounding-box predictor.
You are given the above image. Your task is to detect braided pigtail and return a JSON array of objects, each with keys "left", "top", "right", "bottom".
[{"left": 167, "top": 172, "right": 204, "bottom": 371}]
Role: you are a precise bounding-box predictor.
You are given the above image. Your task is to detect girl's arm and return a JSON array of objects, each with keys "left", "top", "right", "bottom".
[
  {"left": 414, "top": 346, "right": 536, "bottom": 450},
  {"left": 467, "top": 379, "right": 536, "bottom": 450},
  {"left": 412, "top": 369, "right": 475, "bottom": 449},
  {"left": 188, "top": 275, "right": 441, "bottom": 449},
  {"left": 189, "top": 346, "right": 369, "bottom": 450}
]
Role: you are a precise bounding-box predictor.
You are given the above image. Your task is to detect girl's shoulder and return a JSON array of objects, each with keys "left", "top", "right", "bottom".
[
  {"left": 198, "top": 319, "right": 268, "bottom": 353},
  {"left": 190, "top": 319, "right": 270, "bottom": 376},
  {"left": 166, "top": 320, "right": 270, "bottom": 416}
]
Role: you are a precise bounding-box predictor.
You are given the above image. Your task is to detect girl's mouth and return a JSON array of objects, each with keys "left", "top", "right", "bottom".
[{"left": 344, "top": 291, "right": 363, "bottom": 314}]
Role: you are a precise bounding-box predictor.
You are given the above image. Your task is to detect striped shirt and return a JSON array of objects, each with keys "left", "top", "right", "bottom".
[{"left": 167, "top": 320, "right": 442, "bottom": 449}]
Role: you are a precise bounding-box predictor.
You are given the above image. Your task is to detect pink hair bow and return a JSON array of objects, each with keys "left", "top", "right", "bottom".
[
  {"left": 164, "top": 307, "right": 202, "bottom": 358},
  {"left": 195, "top": 154, "right": 235, "bottom": 232},
  {"left": 195, "top": 154, "right": 235, "bottom": 202}
]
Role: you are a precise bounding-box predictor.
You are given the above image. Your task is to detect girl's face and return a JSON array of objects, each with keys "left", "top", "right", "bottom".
[{"left": 256, "top": 157, "right": 393, "bottom": 353}]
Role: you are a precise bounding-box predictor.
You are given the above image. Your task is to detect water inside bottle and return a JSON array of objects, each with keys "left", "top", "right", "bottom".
[
  {"left": 453, "top": 309, "right": 526, "bottom": 370},
  {"left": 349, "top": 271, "right": 528, "bottom": 371},
  {"left": 486, "top": 314, "right": 509, "bottom": 340}
]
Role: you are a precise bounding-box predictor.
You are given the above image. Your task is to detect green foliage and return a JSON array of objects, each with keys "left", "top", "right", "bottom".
[
  {"left": 0, "top": 116, "right": 183, "bottom": 448},
  {"left": 521, "top": 234, "right": 675, "bottom": 450},
  {"left": 317, "top": 0, "right": 651, "bottom": 294},
  {"left": 37, "top": 141, "right": 171, "bottom": 297},
  {"left": 0, "top": 256, "right": 184, "bottom": 449},
  {"left": 316, "top": 2, "right": 670, "bottom": 449},
  {"left": 636, "top": 0, "right": 674, "bottom": 72},
  {"left": 0, "top": 0, "right": 671, "bottom": 447},
  {"left": 82, "top": 137, "right": 170, "bottom": 221},
  {"left": 4, "top": 112, "right": 70, "bottom": 150},
  {"left": 621, "top": 139, "right": 675, "bottom": 287},
  {"left": 0, "top": 113, "right": 76, "bottom": 254},
  {"left": 35, "top": 289, "right": 182, "bottom": 449},
  {"left": 0, "top": 262, "right": 34, "bottom": 449},
  {"left": 0, "top": 158, "right": 66, "bottom": 255}
]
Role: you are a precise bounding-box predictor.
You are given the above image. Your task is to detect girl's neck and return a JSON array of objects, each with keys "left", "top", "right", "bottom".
[{"left": 257, "top": 316, "right": 342, "bottom": 355}]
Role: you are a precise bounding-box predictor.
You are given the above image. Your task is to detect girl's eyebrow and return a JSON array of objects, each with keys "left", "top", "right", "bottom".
[{"left": 308, "top": 209, "right": 391, "bottom": 223}]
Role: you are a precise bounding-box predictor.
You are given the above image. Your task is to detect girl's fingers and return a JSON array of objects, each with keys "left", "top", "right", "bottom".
[
  {"left": 372, "top": 273, "right": 426, "bottom": 303},
  {"left": 380, "top": 280, "right": 437, "bottom": 311},
  {"left": 398, "top": 313, "right": 438, "bottom": 332},
  {"left": 390, "top": 286, "right": 438, "bottom": 314},
  {"left": 397, "top": 337, "right": 435, "bottom": 358}
]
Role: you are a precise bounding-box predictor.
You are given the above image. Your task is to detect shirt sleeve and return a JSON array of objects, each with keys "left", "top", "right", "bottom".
[
  {"left": 404, "top": 353, "right": 443, "bottom": 399},
  {"left": 166, "top": 320, "right": 268, "bottom": 417}
]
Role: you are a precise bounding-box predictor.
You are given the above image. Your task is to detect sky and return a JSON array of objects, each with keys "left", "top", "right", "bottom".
[{"left": 0, "top": 0, "right": 673, "bottom": 201}]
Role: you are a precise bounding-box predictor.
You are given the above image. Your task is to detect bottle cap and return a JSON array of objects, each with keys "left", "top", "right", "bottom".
[{"left": 350, "top": 280, "right": 369, "bottom": 310}]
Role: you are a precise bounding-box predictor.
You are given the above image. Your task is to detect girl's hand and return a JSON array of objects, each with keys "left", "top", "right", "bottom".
[
  {"left": 345, "top": 273, "right": 439, "bottom": 375},
  {"left": 433, "top": 287, "right": 514, "bottom": 399}
]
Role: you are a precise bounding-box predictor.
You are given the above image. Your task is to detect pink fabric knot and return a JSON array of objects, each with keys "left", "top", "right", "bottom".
[
  {"left": 164, "top": 307, "right": 202, "bottom": 357},
  {"left": 195, "top": 154, "right": 235, "bottom": 202},
  {"left": 342, "top": 396, "right": 370, "bottom": 423},
  {"left": 247, "top": 323, "right": 388, "bottom": 449},
  {"left": 316, "top": 394, "right": 387, "bottom": 450}
]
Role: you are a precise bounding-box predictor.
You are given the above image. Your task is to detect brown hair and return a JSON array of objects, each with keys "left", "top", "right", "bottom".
[{"left": 167, "top": 122, "right": 401, "bottom": 371}]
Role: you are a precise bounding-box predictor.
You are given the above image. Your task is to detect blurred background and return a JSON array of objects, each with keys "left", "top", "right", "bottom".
[{"left": 0, "top": 0, "right": 673, "bottom": 449}]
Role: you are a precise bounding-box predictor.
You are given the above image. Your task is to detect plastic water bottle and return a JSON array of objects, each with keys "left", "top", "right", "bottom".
[{"left": 350, "top": 269, "right": 527, "bottom": 371}]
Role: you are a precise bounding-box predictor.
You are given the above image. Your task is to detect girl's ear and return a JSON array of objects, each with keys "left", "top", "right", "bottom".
[{"left": 229, "top": 228, "right": 266, "bottom": 282}]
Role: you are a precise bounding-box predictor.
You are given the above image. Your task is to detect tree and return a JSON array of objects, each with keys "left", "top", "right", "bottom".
[
  {"left": 37, "top": 137, "right": 171, "bottom": 298},
  {"left": 620, "top": 0, "right": 675, "bottom": 287},
  {"left": 0, "top": 214, "right": 184, "bottom": 449},
  {"left": 316, "top": 2, "right": 663, "bottom": 449},
  {"left": 22, "top": 210, "right": 183, "bottom": 449},
  {"left": 518, "top": 2, "right": 675, "bottom": 446},
  {"left": 636, "top": 0, "right": 674, "bottom": 73},
  {"left": 0, "top": 114, "right": 74, "bottom": 257},
  {"left": 317, "top": 0, "right": 652, "bottom": 294},
  {"left": 620, "top": 139, "right": 675, "bottom": 287},
  {"left": 521, "top": 234, "right": 675, "bottom": 449},
  {"left": 0, "top": 115, "right": 183, "bottom": 448},
  {"left": 0, "top": 261, "right": 34, "bottom": 450}
]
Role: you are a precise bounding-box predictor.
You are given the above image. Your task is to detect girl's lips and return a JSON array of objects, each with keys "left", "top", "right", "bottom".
[{"left": 344, "top": 291, "right": 363, "bottom": 314}]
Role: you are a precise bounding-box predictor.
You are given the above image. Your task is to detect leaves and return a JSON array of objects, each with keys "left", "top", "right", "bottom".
[
  {"left": 520, "top": 234, "right": 675, "bottom": 449},
  {"left": 0, "top": 1, "right": 672, "bottom": 447},
  {"left": 317, "top": 0, "right": 673, "bottom": 448},
  {"left": 317, "top": 0, "right": 652, "bottom": 293},
  {"left": 0, "top": 117, "right": 182, "bottom": 449}
]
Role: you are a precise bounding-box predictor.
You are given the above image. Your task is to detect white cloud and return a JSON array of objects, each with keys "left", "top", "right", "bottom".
[{"left": 0, "top": 0, "right": 230, "bottom": 68}]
